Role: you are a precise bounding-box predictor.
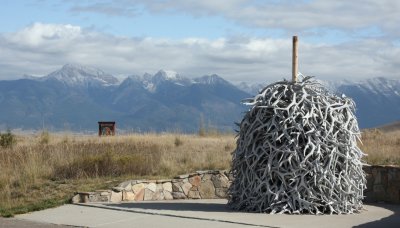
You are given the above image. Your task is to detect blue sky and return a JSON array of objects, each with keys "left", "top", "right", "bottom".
[{"left": 0, "top": 0, "right": 399, "bottom": 82}]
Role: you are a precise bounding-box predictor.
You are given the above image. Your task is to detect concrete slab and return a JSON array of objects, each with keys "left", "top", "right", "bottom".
[
  {"left": 16, "top": 199, "right": 400, "bottom": 228},
  {"left": 0, "top": 217, "right": 71, "bottom": 228}
]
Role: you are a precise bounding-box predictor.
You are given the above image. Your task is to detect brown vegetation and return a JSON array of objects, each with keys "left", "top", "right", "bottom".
[
  {"left": 360, "top": 129, "right": 400, "bottom": 166},
  {"left": 0, "top": 133, "right": 234, "bottom": 216},
  {"left": 0, "top": 129, "right": 398, "bottom": 216}
]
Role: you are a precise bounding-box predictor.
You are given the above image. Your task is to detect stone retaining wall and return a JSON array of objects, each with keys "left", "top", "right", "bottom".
[
  {"left": 72, "top": 165, "right": 400, "bottom": 204},
  {"left": 364, "top": 165, "right": 400, "bottom": 203},
  {"left": 72, "top": 170, "right": 233, "bottom": 203}
]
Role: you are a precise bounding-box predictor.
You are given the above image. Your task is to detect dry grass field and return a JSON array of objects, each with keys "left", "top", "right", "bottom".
[
  {"left": 0, "top": 129, "right": 399, "bottom": 217},
  {"left": 0, "top": 132, "right": 235, "bottom": 216},
  {"left": 360, "top": 129, "right": 400, "bottom": 166}
]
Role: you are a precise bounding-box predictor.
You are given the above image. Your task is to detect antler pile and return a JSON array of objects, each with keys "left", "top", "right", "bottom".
[{"left": 228, "top": 78, "right": 366, "bottom": 214}]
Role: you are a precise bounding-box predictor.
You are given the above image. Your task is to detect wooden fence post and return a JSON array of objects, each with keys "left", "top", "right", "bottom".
[{"left": 292, "top": 36, "right": 298, "bottom": 82}]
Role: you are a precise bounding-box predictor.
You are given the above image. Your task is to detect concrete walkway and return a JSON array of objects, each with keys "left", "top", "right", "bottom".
[
  {"left": 15, "top": 199, "right": 400, "bottom": 228},
  {"left": 0, "top": 217, "right": 71, "bottom": 228}
]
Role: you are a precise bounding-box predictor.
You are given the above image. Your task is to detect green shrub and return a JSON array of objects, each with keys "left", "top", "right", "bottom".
[{"left": 0, "top": 129, "right": 16, "bottom": 148}]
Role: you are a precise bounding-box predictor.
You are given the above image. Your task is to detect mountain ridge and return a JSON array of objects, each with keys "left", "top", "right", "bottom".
[{"left": 0, "top": 64, "right": 399, "bottom": 131}]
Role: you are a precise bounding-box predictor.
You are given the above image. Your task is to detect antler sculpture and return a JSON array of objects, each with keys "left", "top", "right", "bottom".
[{"left": 228, "top": 78, "right": 366, "bottom": 214}]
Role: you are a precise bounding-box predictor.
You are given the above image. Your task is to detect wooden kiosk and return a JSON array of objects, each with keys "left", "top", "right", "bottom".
[{"left": 98, "top": 121, "right": 116, "bottom": 136}]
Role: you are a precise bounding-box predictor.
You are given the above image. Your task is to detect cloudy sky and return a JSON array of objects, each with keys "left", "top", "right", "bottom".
[{"left": 0, "top": 0, "right": 399, "bottom": 83}]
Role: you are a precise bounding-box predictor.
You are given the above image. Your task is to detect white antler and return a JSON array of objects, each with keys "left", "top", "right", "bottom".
[{"left": 228, "top": 78, "right": 366, "bottom": 214}]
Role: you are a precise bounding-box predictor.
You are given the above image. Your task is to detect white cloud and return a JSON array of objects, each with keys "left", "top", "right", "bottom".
[
  {"left": 8, "top": 23, "right": 82, "bottom": 46},
  {"left": 0, "top": 23, "right": 399, "bottom": 83},
  {"left": 67, "top": 0, "right": 400, "bottom": 39}
]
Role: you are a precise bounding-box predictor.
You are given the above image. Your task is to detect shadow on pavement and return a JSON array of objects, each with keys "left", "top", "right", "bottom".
[
  {"left": 353, "top": 203, "right": 400, "bottom": 228},
  {"left": 107, "top": 202, "right": 233, "bottom": 213}
]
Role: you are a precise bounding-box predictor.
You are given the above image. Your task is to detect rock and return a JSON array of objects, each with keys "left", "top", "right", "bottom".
[
  {"left": 118, "top": 181, "right": 132, "bottom": 191},
  {"left": 144, "top": 188, "right": 155, "bottom": 201},
  {"left": 99, "top": 195, "right": 109, "bottom": 202},
  {"left": 134, "top": 189, "right": 145, "bottom": 201},
  {"left": 172, "top": 192, "right": 186, "bottom": 199},
  {"left": 123, "top": 191, "right": 135, "bottom": 201},
  {"left": 373, "top": 184, "right": 385, "bottom": 193},
  {"left": 206, "top": 170, "right": 219, "bottom": 175},
  {"left": 100, "top": 191, "right": 110, "bottom": 196},
  {"left": 172, "top": 182, "right": 183, "bottom": 192},
  {"left": 196, "top": 170, "right": 209, "bottom": 175},
  {"left": 132, "top": 183, "right": 145, "bottom": 194},
  {"left": 188, "top": 191, "right": 201, "bottom": 199},
  {"left": 366, "top": 174, "right": 374, "bottom": 190},
  {"left": 181, "top": 182, "right": 192, "bottom": 196},
  {"left": 97, "top": 191, "right": 110, "bottom": 202},
  {"left": 156, "top": 179, "right": 171, "bottom": 183},
  {"left": 79, "top": 194, "right": 89, "bottom": 203},
  {"left": 387, "top": 186, "right": 400, "bottom": 203},
  {"left": 147, "top": 183, "right": 157, "bottom": 192},
  {"left": 163, "top": 190, "right": 173, "bottom": 200},
  {"left": 372, "top": 168, "right": 381, "bottom": 185},
  {"left": 152, "top": 190, "right": 164, "bottom": 200},
  {"left": 363, "top": 166, "right": 372, "bottom": 174},
  {"left": 163, "top": 182, "right": 173, "bottom": 192},
  {"left": 188, "top": 173, "right": 198, "bottom": 178},
  {"left": 199, "top": 180, "right": 216, "bottom": 199},
  {"left": 71, "top": 194, "right": 81, "bottom": 204},
  {"left": 110, "top": 191, "right": 122, "bottom": 203},
  {"left": 189, "top": 175, "right": 201, "bottom": 187},
  {"left": 227, "top": 173, "right": 234, "bottom": 181},
  {"left": 89, "top": 194, "right": 100, "bottom": 202},
  {"left": 215, "top": 188, "right": 228, "bottom": 198},
  {"left": 156, "top": 183, "right": 163, "bottom": 191},
  {"left": 175, "top": 174, "right": 189, "bottom": 179},
  {"left": 388, "top": 168, "right": 399, "bottom": 182},
  {"left": 212, "top": 174, "right": 230, "bottom": 188},
  {"left": 112, "top": 187, "right": 124, "bottom": 192},
  {"left": 202, "top": 174, "right": 212, "bottom": 181}
]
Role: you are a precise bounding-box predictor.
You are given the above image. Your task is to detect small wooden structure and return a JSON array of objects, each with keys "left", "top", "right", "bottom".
[{"left": 98, "top": 121, "right": 116, "bottom": 136}]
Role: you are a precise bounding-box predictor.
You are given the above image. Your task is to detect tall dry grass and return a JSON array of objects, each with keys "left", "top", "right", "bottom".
[
  {"left": 0, "top": 132, "right": 235, "bottom": 216},
  {"left": 360, "top": 129, "right": 400, "bottom": 166},
  {"left": 0, "top": 129, "right": 398, "bottom": 216}
]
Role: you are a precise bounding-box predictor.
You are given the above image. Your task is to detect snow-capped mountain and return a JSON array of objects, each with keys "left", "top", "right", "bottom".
[
  {"left": 236, "top": 82, "right": 266, "bottom": 95},
  {"left": 141, "top": 70, "right": 192, "bottom": 92},
  {"left": 194, "top": 74, "right": 230, "bottom": 85},
  {"left": 0, "top": 64, "right": 398, "bottom": 131},
  {"left": 354, "top": 77, "right": 400, "bottom": 97},
  {"left": 43, "top": 64, "right": 119, "bottom": 87},
  {"left": 0, "top": 65, "right": 249, "bottom": 131}
]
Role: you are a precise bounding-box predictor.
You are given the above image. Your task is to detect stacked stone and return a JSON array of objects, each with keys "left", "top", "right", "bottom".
[
  {"left": 364, "top": 165, "right": 400, "bottom": 203},
  {"left": 72, "top": 170, "right": 233, "bottom": 203},
  {"left": 71, "top": 166, "right": 400, "bottom": 204}
]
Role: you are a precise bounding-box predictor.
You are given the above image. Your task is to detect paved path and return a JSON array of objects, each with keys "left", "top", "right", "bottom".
[
  {"left": 14, "top": 199, "right": 400, "bottom": 228},
  {"left": 0, "top": 217, "right": 71, "bottom": 228}
]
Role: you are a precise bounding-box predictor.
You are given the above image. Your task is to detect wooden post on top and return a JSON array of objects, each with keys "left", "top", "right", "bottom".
[{"left": 292, "top": 36, "right": 298, "bottom": 83}]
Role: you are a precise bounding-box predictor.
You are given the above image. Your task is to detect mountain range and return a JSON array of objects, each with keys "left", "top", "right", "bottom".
[{"left": 0, "top": 64, "right": 399, "bottom": 132}]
